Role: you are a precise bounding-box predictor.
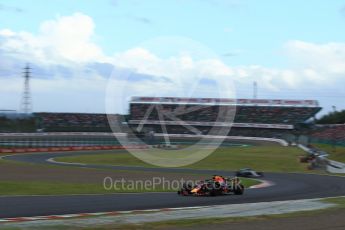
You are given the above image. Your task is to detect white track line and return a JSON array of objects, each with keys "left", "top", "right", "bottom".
[{"left": 46, "top": 157, "right": 86, "bottom": 166}]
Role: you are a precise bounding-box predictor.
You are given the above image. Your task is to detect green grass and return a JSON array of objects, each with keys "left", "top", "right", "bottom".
[
  {"left": 0, "top": 178, "right": 258, "bottom": 196},
  {"left": 0, "top": 180, "right": 174, "bottom": 195},
  {"left": 323, "top": 196, "right": 345, "bottom": 208},
  {"left": 57, "top": 146, "right": 309, "bottom": 173},
  {"left": 0, "top": 155, "right": 259, "bottom": 195},
  {"left": 313, "top": 143, "right": 345, "bottom": 163},
  {"left": 0, "top": 181, "right": 110, "bottom": 195},
  {"left": 188, "top": 146, "right": 307, "bottom": 172},
  {"left": 58, "top": 150, "right": 151, "bottom": 167}
]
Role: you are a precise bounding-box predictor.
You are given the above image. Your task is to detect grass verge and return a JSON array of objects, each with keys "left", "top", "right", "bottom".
[
  {"left": 82, "top": 197, "right": 345, "bottom": 230},
  {"left": 0, "top": 153, "right": 259, "bottom": 195},
  {"left": 313, "top": 143, "right": 345, "bottom": 163},
  {"left": 56, "top": 146, "right": 309, "bottom": 173},
  {"left": 25, "top": 197, "right": 345, "bottom": 230},
  {"left": 0, "top": 178, "right": 259, "bottom": 196}
]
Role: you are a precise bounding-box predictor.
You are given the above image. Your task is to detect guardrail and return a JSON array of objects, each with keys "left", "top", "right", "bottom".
[
  {"left": 154, "top": 134, "right": 289, "bottom": 146},
  {"left": 0, "top": 132, "right": 116, "bottom": 137},
  {"left": 298, "top": 144, "right": 345, "bottom": 174},
  {"left": 0, "top": 133, "right": 289, "bottom": 154},
  {"left": 0, "top": 132, "right": 289, "bottom": 146},
  {"left": 327, "top": 160, "right": 345, "bottom": 174},
  {"left": 0, "top": 145, "right": 147, "bottom": 154}
]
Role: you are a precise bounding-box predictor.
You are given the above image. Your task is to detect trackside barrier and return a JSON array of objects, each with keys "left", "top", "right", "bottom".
[
  {"left": 298, "top": 144, "right": 314, "bottom": 154},
  {"left": 297, "top": 144, "right": 329, "bottom": 158},
  {"left": 327, "top": 160, "right": 345, "bottom": 174},
  {"left": 0, "top": 132, "right": 288, "bottom": 146},
  {"left": 155, "top": 134, "right": 289, "bottom": 146},
  {"left": 298, "top": 144, "right": 345, "bottom": 174},
  {"left": 0, "top": 133, "right": 289, "bottom": 154},
  {"left": 226, "top": 136, "right": 288, "bottom": 146},
  {"left": 0, "top": 145, "right": 148, "bottom": 154},
  {"left": 0, "top": 132, "right": 120, "bottom": 137},
  {"left": 0, "top": 132, "right": 289, "bottom": 146}
]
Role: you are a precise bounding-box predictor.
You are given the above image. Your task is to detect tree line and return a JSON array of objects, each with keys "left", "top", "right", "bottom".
[{"left": 317, "top": 110, "right": 345, "bottom": 124}]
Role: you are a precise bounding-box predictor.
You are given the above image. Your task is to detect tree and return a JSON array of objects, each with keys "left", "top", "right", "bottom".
[{"left": 317, "top": 110, "right": 345, "bottom": 124}]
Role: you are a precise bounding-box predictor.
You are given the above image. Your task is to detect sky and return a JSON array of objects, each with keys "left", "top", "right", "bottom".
[{"left": 0, "top": 0, "right": 344, "bottom": 115}]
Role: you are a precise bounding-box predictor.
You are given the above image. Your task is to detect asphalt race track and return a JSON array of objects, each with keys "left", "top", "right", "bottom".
[{"left": 1, "top": 150, "right": 345, "bottom": 218}]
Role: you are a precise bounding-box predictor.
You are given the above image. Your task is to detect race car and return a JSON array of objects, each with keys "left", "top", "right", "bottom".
[
  {"left": 235, "top": 168, "right": 264, "bottom": 178},
  {"left": 177, "top": 175, "right": 244, "bottom": 196}
]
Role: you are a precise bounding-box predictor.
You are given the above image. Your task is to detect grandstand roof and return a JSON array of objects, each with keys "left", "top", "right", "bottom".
[{"left": 130, "top": 97, "right": 320, "bottom": 107}]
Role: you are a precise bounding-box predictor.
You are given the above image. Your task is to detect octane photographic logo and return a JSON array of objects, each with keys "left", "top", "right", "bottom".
[
  {"left": 105, "top": 36, "right": 237, "bottom": 167},
  {"left": 103, "top": 176, "right": 244, "bottom": 192},
  {"left": 103, "top": 176, "right": 197, "bottom": 192}
]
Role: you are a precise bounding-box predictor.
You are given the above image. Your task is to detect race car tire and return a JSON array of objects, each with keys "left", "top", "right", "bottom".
[
  {"left": 234, "top": 184, "right": 244, "bottom": 195},
  {"left": 182, "top": 182, "right": 193, "bottom": 190},
  {"left": 210, "top": 189, "right": 217, "bottom": 196}
]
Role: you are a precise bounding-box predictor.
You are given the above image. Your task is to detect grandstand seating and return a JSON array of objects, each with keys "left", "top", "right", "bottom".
[
  {"left": 311, "top": 125, "right": 345, "bottom": 142},
  {"left": 0, "top": 97, "right": 322, "bottom": 139},
  {"left": 140, "top": 125, "right": 291, "bottom": 138},
  {"left": 128, "top": 97, "right": 321, "bottom": 138},
  {"left": 35, "top": 113, "right": 111, "bottom": 132},
  {"left": 235, "top": 106, "right": 318, "bottom": 124},
  {"left": 129, "top": 104, "right": 319, "bottom": 124}
]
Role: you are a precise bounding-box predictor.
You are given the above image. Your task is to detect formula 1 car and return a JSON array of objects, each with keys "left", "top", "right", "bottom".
[
  {"left": 235, "top": 168, "right": 264, "bottom": 178},
  {"left": 177, "top": 175, "right": 244, "bottom": 196}
]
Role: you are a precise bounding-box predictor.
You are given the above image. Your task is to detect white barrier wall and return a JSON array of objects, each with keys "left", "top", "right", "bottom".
[
  {"left": 327, "top": 160, "right": 345, "bottom": 174},
  {"left": 298, "top": 144, "right": 345, "bottom": 174},
  {"left": 0, "top": 132, "right": 114, "bottom": 137},
  {"left": 0, "top": 132, "right": 289, "bottom": 146},
  {"left": 154, "top": 133, "right": 289, "bottom": 146}
]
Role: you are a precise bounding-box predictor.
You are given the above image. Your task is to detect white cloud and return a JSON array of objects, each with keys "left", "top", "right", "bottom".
[
  {"left": 0, "top": 12, "right": 104, "bottom": 66},
  {"left": 0, "top": 29, "right": 15, "bottom": 36},
  {"left": 1, "top": 13, "right": 345, "bottom": 113},
  {"left": 285, "top": 40, "right": 345, "bottom": 76},
  {"left": 113, "top": 47, "right": 234, "bottom": 80},
  {"left": 111, "top": 41, "right": 345, "bottom": 97}
]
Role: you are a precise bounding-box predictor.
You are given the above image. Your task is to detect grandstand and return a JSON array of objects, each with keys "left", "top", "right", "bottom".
[
  {"left": 0, "top": 110, "right": 36, "bottom": 133},
  {"left": 128, "top": 97, "right": 322, "bottom": 138},
  {"left": 0, "top": 97, "right": 322, "bottom": 140},
  {"left": 0, "top": 112, "right": 118, "bottom": 133},
  {"left": 35, "top": 113, "right": 112, "bottom": 132},
  {"left": 0, "top": 97, "right": 328, "bottom": 148},
  {"left": 311, "top": 125, "right": 345, "bottom": 144}
]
